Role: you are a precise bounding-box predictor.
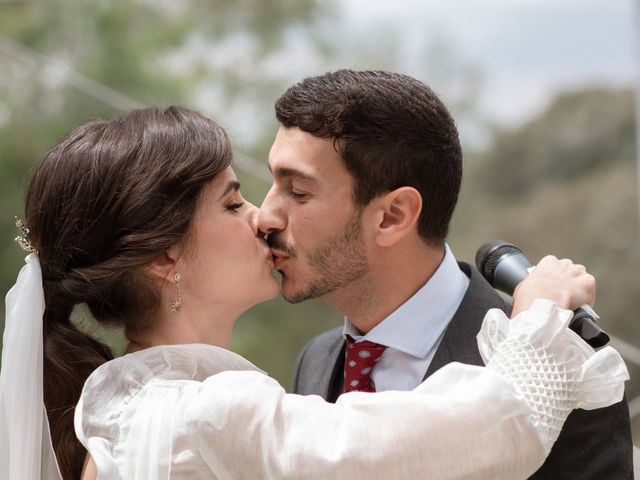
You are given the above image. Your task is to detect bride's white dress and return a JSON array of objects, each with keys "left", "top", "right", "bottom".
[{"left": 74, "top": 299, "right": 628, "bottom": 480}]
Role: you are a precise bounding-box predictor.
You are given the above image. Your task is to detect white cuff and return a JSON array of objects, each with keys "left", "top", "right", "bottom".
[{"left": 478, "top": 299, "right": 629, "bottom": 450}]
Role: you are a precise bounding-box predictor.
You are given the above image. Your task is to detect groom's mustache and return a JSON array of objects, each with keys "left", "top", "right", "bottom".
[{"left": 266, "top": 234, "right": 296, "bottom": 258}]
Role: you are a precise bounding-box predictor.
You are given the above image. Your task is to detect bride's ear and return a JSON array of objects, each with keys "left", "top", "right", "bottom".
[{"left": 145, "top": 245, "right": 181, "bottom": 285}]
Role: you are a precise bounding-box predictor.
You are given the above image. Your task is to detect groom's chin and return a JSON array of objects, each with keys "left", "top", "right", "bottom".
[
  {"left": 281, "top": 290, "right": 307, "bottom": 304},
  {"left": 280, "top": 280, "right": 313, "bottom": 304}
]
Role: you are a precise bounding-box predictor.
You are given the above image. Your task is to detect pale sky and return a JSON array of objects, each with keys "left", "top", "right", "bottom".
[
  {"left": 184, "top": 0, "right": 637, "bottom": 150},
  {"left": 342, "top": 0, "right": 636, "bottom": 127}
]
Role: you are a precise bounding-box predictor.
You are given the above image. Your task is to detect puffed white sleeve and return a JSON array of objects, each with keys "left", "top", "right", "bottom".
[{"left": 184, "top": 299, "right": 629, "bottom": 480}]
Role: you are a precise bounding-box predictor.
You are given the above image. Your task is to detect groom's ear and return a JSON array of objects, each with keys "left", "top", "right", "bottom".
[
  {"left": 145, "top": 244, "right": 181, "bottom": 285},
  {"left": 371, "top": 187, "right": 422, "bottom": 248}
]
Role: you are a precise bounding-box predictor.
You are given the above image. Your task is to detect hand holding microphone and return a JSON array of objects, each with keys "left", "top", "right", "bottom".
[
  {"left": 476, "top": 241, "right": 609, "bottom": 348},
  {"left": 511, "top": 255, "right": 595, "bottom": 316}
]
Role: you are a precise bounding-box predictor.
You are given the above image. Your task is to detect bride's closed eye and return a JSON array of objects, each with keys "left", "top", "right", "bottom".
[{"left": 225, "top": 202, "right": 244, "bottom": 213}]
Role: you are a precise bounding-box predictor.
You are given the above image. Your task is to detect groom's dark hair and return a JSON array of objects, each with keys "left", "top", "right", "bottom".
[{"left": 275, "top": 69, "right": 462, "bottom": 246}]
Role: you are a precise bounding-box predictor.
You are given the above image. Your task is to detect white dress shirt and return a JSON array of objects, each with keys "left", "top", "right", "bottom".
[{"left": 343, "top": 244, "right": 469, "bottom": 391}]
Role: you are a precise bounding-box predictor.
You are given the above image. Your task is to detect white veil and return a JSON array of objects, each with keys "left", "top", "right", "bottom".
[{"left": 0, "top": 253, "right": 63, "bottom": 480}]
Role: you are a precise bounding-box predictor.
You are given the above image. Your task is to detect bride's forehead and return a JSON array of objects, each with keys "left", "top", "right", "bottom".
[{"left": 201, "top": 167, "right": 238, "bottom": 196}]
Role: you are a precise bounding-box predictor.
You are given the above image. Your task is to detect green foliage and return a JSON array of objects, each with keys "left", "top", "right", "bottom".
[{"left": 476, "top": 88, "right": 635, "bottom": 198}]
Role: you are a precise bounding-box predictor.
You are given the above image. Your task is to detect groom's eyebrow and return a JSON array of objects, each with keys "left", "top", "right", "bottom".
[
  {"left": 218, "top": 180, "right": 241, "bottom": 199},
  {"left": 270, "top": 166, "right": 316, "bottom": 184}
]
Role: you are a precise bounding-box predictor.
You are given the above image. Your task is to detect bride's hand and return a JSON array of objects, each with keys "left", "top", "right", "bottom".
[{"left": 511, "top": 255, "right": 596, "bottom": 317}]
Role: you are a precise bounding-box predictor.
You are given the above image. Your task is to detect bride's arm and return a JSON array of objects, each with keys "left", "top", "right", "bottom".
[
  {"left": 186, "top": 304, "right": 626, "bottom": 480},
  {"left": 184, "top": 259, "right": 627, "bottom": 480},
  {"left": 187, "top": 363, "right": 543, "bottom": 479}
]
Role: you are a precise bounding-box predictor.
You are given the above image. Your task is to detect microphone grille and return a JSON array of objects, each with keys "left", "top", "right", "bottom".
[{"left": 475, "top": 241, "right": 522, "bottom": 281}]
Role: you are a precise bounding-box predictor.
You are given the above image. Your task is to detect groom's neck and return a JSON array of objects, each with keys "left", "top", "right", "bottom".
[{"left": 328, "top": 243, "right": 445, "bottom": 334}]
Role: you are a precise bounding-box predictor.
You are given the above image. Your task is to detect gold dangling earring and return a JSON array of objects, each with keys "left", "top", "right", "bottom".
[{"left": 171, "top": 272, "right": 183, "bottom": 313}]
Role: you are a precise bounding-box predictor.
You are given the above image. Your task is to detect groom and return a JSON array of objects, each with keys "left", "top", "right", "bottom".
[{"left": 258, "top": 69, "right": 633, "bottom": 478}]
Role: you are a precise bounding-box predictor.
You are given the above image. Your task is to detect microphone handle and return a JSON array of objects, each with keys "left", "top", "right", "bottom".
[
  {"left": 570, "top": 307, "right": 610, "bottom": 348},
  {"left": 493, "top": 257, "right": 609, "bottom": 348}
]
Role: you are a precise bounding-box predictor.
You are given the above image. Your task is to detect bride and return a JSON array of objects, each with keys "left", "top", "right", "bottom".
[{"left": 0, "top": 106, "right": 628, "bottom": 480}]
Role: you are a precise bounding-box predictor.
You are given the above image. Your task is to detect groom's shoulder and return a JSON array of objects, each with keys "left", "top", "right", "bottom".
[
  {"left": 292, "top": 326, "right": 343, "bottom": 393},
  {"left": 297, "top": 326, "right": 344, "bottom": 363}
]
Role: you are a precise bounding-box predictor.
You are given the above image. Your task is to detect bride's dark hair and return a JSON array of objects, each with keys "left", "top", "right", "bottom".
[{"left": 24, "top": 106, "right": 232, "bottom": 479}]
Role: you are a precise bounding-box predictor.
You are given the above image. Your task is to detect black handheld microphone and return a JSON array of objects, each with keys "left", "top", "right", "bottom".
[{"left": 475, "top": 240, "right": 610, "bottom": 348}]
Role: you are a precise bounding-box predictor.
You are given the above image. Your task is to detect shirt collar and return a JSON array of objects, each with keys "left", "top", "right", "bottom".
[{"left": 343, "top": 244, "right": 469, "bottom": 358}]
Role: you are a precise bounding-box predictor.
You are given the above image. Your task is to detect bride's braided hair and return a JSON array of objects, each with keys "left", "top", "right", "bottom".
[{"left": 24, "top": 106, "right": 232, "bottom": 479}]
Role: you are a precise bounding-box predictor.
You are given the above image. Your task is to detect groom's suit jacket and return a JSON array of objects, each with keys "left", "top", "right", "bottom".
[{"left": 293, "top": 262, "right": 633, "bottom": 479}]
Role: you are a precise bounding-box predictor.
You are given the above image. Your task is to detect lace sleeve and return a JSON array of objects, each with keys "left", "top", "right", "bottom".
[{"left": 479, "top": 298, "right": 628, "bottom": 452}]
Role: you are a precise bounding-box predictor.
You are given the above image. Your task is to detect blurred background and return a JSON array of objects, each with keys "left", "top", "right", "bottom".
[{"left": 1, "top": 0, "right": 639, "bottom": 442}]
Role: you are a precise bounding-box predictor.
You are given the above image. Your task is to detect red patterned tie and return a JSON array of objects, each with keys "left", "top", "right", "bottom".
[{"left": 343, "top": 337, "right": 387, "bottom": 393}]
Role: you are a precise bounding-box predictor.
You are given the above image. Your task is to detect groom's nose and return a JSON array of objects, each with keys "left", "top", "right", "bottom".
[{"left": 258, "top": 185, "right": 286, "bottom": 234}]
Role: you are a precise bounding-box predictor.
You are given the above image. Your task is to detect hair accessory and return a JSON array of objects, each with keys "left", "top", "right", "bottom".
[
  {"left": 171, "top": 272, "right": 183, "bottom": 313},
  {"left": 14, "top": 217, "right": 38, "bottom": 254}
]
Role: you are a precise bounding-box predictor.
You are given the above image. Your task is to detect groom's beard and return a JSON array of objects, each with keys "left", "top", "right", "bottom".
[{"left": 267, "top": 212, "right": 369, "bottom": 304}]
